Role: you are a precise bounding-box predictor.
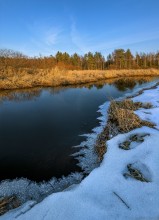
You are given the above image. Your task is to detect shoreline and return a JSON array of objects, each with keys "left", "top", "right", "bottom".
[{"left": 1, "top": 68, "right": 159, "bottom": 90}]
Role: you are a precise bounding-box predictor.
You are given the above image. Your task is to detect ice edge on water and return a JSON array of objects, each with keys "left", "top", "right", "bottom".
[
  {"left": 0, "top": 173, "right": 83, "bottom": 203},
  {"left": 73, "top": 101, "right": 110, "bottom": 173}
]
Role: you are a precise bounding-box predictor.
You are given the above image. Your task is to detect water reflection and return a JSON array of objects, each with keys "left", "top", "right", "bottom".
[
  {"left": 0, "top": 76, "right": 154, "bottom": 102},
  {"left": 0, "top": 88, "right": 42, "bottom": 102},
  {"left": 113, "top": 77, "right": 151, "bottom": 91}
]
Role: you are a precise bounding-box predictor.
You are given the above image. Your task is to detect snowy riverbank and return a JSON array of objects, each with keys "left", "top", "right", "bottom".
[{"left": 1, "top": 83, "right": 159, "bottom": 220}]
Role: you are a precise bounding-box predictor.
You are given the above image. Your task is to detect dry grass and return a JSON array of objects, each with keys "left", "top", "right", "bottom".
[
  {"left": 1, "top": 67, "right": 159, "bottom": 90},
  {"left": 124, "top": 164, "right": 149, "bottom": 182},
  {"left": 109, "top": 99, "right": 153, "bottom": 112},
  {"left": 114, "top": 108, "right": 142, "bottom": 132},
  {"left": 95, "top": 98, "right": 155, "bottom": 161},
  {"left": 0, "top": 196, "right": 20, "bottom": 216},
  {"left": 109, "top": 99, "right": 142, "bottom": 111},
  {"left": 108, "top": 99, "right": 154, "bottom": 132},
  {"left": 95, "top": 129, "right": 108, "bottom": 162}
]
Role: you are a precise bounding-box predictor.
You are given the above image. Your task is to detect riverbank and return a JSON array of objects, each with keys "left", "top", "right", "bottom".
[
  {"left": 1, "top": 81, "right": 159, "bottom": 219},
  {"left": 1, "top": 67, "right": 159, "bottom": 90}
]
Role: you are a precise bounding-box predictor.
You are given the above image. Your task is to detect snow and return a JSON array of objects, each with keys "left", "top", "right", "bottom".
[{"left": 1, "top": 84, "right": 159, "bottom": 220}]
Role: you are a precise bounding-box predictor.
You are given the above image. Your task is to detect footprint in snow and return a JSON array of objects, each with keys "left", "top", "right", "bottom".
[
  {"left": 123, "top": 162, "right": 152, "bottom": 182},
  {"left": 119, "top": 133, "right": 150, "bottom": 150}
]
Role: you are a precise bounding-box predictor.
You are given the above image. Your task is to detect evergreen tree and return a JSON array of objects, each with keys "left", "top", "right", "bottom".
[{"left": 124, "top": 49, "right": 133, "bottom": 69}]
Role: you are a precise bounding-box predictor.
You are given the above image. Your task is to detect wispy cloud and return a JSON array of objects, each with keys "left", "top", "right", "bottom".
[
  {"left": 42, "top": 26, "right": 62, "bottom": 46},
  {"left": 70, "top": 18, "right": 90, "bottom": 53},
  {"left": 25, "top": 21, "right": 63, "bottom": 56}
]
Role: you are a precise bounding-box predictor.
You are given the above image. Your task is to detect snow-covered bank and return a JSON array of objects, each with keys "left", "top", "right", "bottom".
[{"left": 1, "top": 85, "right": 159, "bottom": 219}]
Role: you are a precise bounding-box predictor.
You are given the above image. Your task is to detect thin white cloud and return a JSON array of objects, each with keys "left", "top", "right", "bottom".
[
  {"left": 45, "top": 32, "right": 57, "bottom": 45},
  {"left": 44, "top": 27, "right": 62, "bottom": 46},
  {"left": 70, "top": 18, "right": 90, "bottom": 53},
  {"left": 26, "top": 21, "right": 63, "bottom": 56}
]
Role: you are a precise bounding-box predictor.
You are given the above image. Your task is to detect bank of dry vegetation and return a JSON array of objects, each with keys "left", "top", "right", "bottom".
[{"left": 1, "top": 67, "right": 159, "bottom": 90}]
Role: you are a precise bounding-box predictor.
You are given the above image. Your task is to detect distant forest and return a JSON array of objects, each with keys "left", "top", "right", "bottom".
[{"left": 0, "top": 48, "right": 159, "bottom": 70}]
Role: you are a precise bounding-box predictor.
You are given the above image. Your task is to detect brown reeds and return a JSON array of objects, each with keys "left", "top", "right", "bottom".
[
  {"left": 1, "top": 67, "right": 159, "bottom": 90},
  {"left": 0, "top": 196, "right": 20, "bottom": 216}
]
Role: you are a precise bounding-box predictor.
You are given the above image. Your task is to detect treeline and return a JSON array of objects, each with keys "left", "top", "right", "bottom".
[{"left": 0, "top": 48, "right": 159, "bottom": 70}]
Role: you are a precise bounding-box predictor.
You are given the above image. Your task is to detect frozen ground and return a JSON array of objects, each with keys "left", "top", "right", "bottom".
[{"left": 1, "top": 84, "right": 159, "bottom": 220}]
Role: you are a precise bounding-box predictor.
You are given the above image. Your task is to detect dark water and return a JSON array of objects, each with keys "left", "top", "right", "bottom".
[{"left": 0, "top": 77, "right": 158, "bottom": 181}]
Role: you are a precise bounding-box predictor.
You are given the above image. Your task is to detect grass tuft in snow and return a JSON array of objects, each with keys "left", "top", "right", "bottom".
[
  {"left": 0, "top": 196, "right": 21, "bottom": 216},
  {"left": 95, "top": 128, "right": 108, "bottom": 161},
  {"left": 108, "top": 99, "right": 155, "bottom": 133}
]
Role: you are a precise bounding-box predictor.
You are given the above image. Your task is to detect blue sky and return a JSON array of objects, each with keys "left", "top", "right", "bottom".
[{"left": 0, "top": 0, "right": 159, "bottom": 57}]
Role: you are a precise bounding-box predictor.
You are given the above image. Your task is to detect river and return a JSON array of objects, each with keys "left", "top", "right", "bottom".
[{"left": 0, "top": 77, "right": 158, "bottom": 181}]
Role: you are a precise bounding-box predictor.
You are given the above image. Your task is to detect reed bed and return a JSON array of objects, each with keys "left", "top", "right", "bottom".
[{"left": 0, "top": 67, "right": 159, "bottom": 90}]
